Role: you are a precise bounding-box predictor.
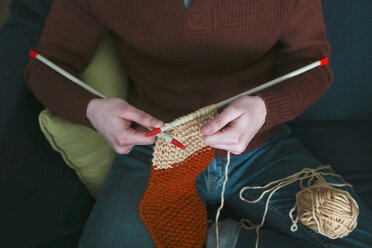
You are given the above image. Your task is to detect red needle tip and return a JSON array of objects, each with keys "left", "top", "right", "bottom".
[
  {"left": 171, "top": 139, "right": 186, "bottom": 150},
  {"left": 319, "top": 57, "right": 329, "bottom": 66},
  {"left": 146, "top": 128, "right": 161, "bottom": 137},
  {"left": 29, "top": 49, "right": 39, "bottom": 59}
]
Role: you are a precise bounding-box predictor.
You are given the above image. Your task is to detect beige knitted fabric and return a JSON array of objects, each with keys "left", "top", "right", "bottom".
[{"left": 152, "top": 107, "right": 218, "bottom": 170}]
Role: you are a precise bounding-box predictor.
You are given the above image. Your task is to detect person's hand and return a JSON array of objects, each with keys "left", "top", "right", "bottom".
[
  {"left": 201, "top": 96, "right": 267, "bottom": 155},
  {"left": 86, "top": 98, "right": 164, "bottom": 154}
]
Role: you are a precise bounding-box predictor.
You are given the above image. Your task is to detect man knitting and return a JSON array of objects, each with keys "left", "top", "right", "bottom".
[{"left": 25, "top": 0, "right": 372, "bottom": 247}]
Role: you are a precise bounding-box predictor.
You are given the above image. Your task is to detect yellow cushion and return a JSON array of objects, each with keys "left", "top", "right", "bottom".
[{"left": 39, "top": 31, "right": 127, "bottom": 198}]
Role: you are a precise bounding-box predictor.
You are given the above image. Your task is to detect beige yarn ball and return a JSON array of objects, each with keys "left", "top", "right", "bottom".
[{"left": 295, "top": 180, "right": 359, "bottom": 239}]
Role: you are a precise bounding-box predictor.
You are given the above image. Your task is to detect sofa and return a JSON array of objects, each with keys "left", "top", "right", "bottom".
[
  {"left": 1, "top": 0, "right": 371, "bottom": 247},
  {"left": 0, "top": 1, "right": 93, "bottom": 247}
]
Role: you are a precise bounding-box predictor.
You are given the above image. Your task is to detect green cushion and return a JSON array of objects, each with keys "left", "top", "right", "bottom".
[{"left": 39, "top": 31, "right": 127, "bottom": 198}]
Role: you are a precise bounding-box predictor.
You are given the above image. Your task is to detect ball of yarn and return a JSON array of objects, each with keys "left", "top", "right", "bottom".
[{"left": 295, "top": 180, "right": 359, "bottom": 239}]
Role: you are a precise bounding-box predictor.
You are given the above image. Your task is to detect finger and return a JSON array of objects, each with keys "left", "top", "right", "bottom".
[
  {"left": 115, "top": 127, "right": 156, "bottom": 147},
  {"left": 203, "top": 125, "right": 241, "bottom": 147},
  {"left": 119, "top": 104, "right": 163, "bottom": 129},
  {"left": 203, "top": 113, "right": 254, "bottom": 146},
  {"left": 207, "top": 143, "right": 246, "bottom": 155},
  {"left": 115, "top": 145, "right": 135, "bottom": 155},
  {"left": 201, "top": 106, "right": 243, "bottom": 135},
  {"left": 135, "top": 126, "right": 150, "bottom": 133},
  {"left": 204, "top": 115, "right": 260, "bottom": 154}
]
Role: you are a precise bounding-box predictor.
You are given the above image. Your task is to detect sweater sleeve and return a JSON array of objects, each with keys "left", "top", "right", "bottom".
[
  {"left": 24, "top": 0, "right": 107, "bottom": 129},
  {"left": 255, "top": 0, "right": 333, "bottom": 131}
]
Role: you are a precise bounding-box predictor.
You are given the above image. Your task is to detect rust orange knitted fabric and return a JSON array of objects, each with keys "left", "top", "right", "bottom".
[
  {"left": 139, "top": 108, "right": 218, "bottom": 247},
  {"left": 139, "top": 146, "right": 215, "bottom": 247}
]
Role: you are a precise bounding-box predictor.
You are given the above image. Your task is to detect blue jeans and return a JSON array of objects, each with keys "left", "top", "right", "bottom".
[{"left": 78, "top": 125, "right": 372, "bottom": 247}]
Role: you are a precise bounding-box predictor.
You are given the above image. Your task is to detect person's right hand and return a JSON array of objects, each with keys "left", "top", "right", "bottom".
[{"left": 86, "top": 98, "right": 164, "bottom": 154}]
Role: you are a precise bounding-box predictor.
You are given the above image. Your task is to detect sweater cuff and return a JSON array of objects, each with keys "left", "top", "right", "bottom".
[
  {"left": 71, "top": 91, "right": 99, "bottom": 131},
  {"left": 255, "top": 86, "right": 293, "bottom": 131}
]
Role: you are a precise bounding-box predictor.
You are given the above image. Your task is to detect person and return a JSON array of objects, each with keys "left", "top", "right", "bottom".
[{"left": 24, "top": 0, "right": 372, "bottom": 247}]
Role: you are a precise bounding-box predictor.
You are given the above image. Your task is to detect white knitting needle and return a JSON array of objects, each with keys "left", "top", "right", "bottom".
[
  {"left": 29, "top": 49, "right": 186, "bottom": 150},
  {"left": 146, "top": 57, "right": 329, "bottom": 137}
]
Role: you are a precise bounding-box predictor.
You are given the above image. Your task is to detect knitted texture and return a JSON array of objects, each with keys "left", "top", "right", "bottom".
[
  {"left": 152, "top": 106, "right": 218, "bottom": 170},
  {"left": 240, "top": 165, "right": 359, "bottom": 248},
  {"left": 139, "top": 108, "right": 218, "bottom": 247},
  {"left": 25, "top": 0, "right": 332, "bottom": 155}
]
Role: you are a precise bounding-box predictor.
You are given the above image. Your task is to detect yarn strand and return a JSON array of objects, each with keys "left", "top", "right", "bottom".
[
  {"left": 239, "top": 165, "right": 359, "bottom": 248},
  {"left": 215, "top": 151, "right": 231, "bottom": 248}
]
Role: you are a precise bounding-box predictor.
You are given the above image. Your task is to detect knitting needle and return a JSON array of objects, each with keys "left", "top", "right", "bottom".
[
  {"left": 29, "top": 49, "right": 186, "bottom": 150},
  {"left": 146, "top": 57, "right": 329, "bottom": 137}
]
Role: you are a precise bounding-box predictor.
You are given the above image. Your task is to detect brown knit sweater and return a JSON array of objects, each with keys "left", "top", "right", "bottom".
[{"left": 24, "top": 0, "right": 333, "bottom": 155}]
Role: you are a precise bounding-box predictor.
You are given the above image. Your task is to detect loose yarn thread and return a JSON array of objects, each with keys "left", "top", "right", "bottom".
[
  {"left": 150, "top": 105, "right": 358, "bottom": 248},
  {"left": 239, "top": 165, "right": 359, "bottom": 248},
  {"left": 215, "top": 151, "right": 231, "bottom": 248}
]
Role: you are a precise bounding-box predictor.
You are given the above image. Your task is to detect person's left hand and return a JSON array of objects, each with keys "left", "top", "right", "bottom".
[{"left": 201, "top": 96, "right": 267, "bottom": 155}]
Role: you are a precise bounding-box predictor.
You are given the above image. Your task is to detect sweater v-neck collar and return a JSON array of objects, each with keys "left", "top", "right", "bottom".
[
  {"left": 177, "top": 0, "right": 211, "bottom": 14},
  {"left": 183, "top": 0, "right": 193, "bottom": 11},
  {"left": 181, "top": 0, "right": 214, "bottom": 31}
]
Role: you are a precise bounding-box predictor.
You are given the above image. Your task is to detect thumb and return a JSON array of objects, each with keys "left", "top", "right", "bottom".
[
  {"left": 119, "top": 104, "right": 163, "bottom": 129},
  {"left": 201, "top": 107, "right": 242, "bottom": 135}
]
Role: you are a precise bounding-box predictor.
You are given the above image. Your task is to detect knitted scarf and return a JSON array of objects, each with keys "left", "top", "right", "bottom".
[{"left": 139, "top": 108, "right": 218, "bottom": 247}]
